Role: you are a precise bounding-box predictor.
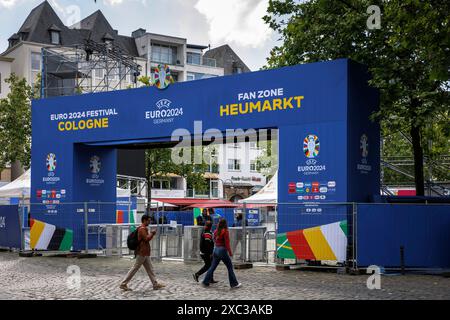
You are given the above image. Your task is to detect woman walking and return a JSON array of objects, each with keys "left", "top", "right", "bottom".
[{"left": 202, "top": 218, "right": 241, "bottom": 289}]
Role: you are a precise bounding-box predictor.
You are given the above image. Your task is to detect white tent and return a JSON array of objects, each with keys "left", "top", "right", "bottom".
[
  {"left": 0, "top": 169, "right": 131, "bottom": 199},
  {"left": 240, "top": 171, "right": 277, "bottom": 204},
  {"left": 0, "top": 169, "right": 31, "bottom": 198}
]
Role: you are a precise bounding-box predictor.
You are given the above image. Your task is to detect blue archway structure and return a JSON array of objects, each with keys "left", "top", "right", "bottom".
[{"left": 32, "top": 59, "right": 381, "bottom": 256}]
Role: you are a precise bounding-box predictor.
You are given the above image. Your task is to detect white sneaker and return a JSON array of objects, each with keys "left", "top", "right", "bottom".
[{"left": 231, "top": 283, "right": 242, "bottom": 289}]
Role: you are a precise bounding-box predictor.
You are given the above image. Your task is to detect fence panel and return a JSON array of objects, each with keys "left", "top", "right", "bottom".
[
  {"left": 0, "top": 205, "right": 21, "bottom": 250},
  {"left": 276, "top": 203, "right": 353, "bottom": 266},
  {"left": 356, "top": 203, "right": 450, "bottom": 269}
]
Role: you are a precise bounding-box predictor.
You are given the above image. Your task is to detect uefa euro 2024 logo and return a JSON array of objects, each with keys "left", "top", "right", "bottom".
[
  {"left": 90, "top": 156, "right": 101, "bottom": 174},
  {"left": 46, "top": 153, "right": 57, "bottom": 172}
]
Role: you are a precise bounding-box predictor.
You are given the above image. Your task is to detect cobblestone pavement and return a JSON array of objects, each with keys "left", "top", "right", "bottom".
[{"left": 0, "top": 252, "right": 449, "bottom": 300}]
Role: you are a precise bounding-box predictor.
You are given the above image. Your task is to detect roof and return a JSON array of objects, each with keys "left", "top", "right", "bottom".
[
  {"left": 187, "top": 44, "right": 209, "bottom": 50},
  {"left": 204, "top": 44, "right": 251, "bottom": 73},
  {"left": 7, "top": 1, "right": 139, "bottom": 57}
]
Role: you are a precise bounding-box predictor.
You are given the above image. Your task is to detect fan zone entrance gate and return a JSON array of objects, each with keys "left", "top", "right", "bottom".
[{"left": 31, "top": 59, "right": 380, "bottom": 253}]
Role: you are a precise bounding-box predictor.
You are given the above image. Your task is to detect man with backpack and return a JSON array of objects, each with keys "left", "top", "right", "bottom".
[
  {"left": 192, "top": 221, "right": 218, "bottom": 284},
  {"left": 196, "top": 208, "right": 212, "bottom": 226},
  {"left": 120, "top": 215, "right": 165, "bottom": 291}
]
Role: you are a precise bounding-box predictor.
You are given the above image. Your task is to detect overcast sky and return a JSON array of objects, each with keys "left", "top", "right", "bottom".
[{"left": 0, "top": 0, "right": 280, "bottom": 71}]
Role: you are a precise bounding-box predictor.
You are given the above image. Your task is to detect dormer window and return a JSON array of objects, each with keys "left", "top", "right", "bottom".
[
  {"left": 48, "top": 24, "right": 62, "bottom": 45},
  {"left": 51, "top": 31, "right": 60, "bottom": 45},
  {"left": 103, "top": 33, "right": 114, "bottom": 48},
  {"left": 19, "top": 32, "right": 28, "bottom": 41},
  {"left": 8, "top": 33, "right": 20, "bottom": 48}
]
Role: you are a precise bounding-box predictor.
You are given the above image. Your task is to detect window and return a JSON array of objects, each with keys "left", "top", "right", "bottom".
[
  {"left": 186, "top": 73, "right": 195, "bottom": 81},
  {"left": 152, "top": 179, "right": 171, "bottom": 190},
  {"left": 31, "top": 52, "right": 41, "bottom": 71},
  {"left": 187, "top": 52, "right": 201, "bottom": 65},
  {"left": 228, "top": 159, "right": 241, "bottom": 171},
  {"left": 210, "top": 180, "right": 219, "bottom": 198},
  {"left": 186, "top": 72, "right": 218, "bottom": 82},
  {"left": 234, "top": 67, "right": 243, "bottom": 74},
  {"left": 107, "top": 67, "right": 118, "bottom": 82},
  {"left": 119, "top": 65, "right": 126, "bottom": 81},
  {"left": 228, "top": 142, "right": 240, "bottom": 148},
  {"left": 250, "top": 141, "right": 260, "bottom": 149},
  {"left": 250, "top": 160, "right": 259, "bottom": 172},
  {"left": 31, "top": 52, "right": 41, "bottom": 88},
  {"left": 151, "top": 44, "right": 177, "bottom": 65},
  {"left": 95, "top": 67, "right": 104, "bottom": 80},
  {"left": 50, "top": 31, "right": 60, "bottom": 45}
]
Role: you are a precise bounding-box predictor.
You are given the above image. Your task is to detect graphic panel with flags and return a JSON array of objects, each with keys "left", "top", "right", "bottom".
[
  {"left": 277, "top": 220, "right": 347, "bottom": 262},
  {"left": 30, "top": 219, "right": 73, "bottom": 251}
]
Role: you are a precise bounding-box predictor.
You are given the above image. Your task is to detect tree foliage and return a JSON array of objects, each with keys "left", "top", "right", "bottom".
[
  {"left": 0, "top": 74, "right": 33, "bottom": 170},
  {"left": 264, "top": 0, "right": 450, "bottom": 194}
]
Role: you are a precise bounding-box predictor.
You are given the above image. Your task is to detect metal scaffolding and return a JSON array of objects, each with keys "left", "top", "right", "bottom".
[{"left": 41, "top": 39, "right": 142, "bottom": 98}]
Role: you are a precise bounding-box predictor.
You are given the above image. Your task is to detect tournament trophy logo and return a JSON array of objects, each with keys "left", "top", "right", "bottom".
[
  {"left": 357, "top": 134, "right": 372, "bottom": 173},
  {"left": 154, "top": 64, "right": 174, "bottom": 90},
  {"left": 360, "top": 134, "right": 369, "bottom": 159},
  {"left": 87, "top": 155, "right": 104, "bottom": 186},
  {"left": 90, "top": 156, "right": 101, "bottom": 174},
  {"left": 303, "top": 134, "right": 320, "bottom": 165},
  {"left": 299, "top": 134, "right": 326, "bottom": 175},
  {"left": 46, "top": 153, "right": 57, "bottom": 172}
]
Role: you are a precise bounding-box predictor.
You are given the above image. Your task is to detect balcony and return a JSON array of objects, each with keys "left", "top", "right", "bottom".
[{"left": 187, "top": 53, "right": 217, "bottom": 68}]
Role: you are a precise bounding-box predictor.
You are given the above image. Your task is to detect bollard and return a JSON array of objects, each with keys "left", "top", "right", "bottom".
[
  {"left": 242, "top": 203, "right": 247, "bottom": 263},
  {"left": 400, "top": 246, "right": 405, "bottom": 275},
  {"left": 84, "top": 202, "right": 88, "bottom": 254}
]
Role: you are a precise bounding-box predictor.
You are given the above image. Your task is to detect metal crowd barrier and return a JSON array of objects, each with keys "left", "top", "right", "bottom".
[
  {"left": 87, "top": 223, "right": 183, "bottom": 259},
  {"left": 183, "top": 226, "right": 268, "bottom": 263},
  {"left": 183, "top": 226, "right": 203, "bottom": 261}
]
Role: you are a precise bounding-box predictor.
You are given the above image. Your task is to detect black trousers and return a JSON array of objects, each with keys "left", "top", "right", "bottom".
[{"left": 196, "top": 253, "right": 214, "bottom": 280}]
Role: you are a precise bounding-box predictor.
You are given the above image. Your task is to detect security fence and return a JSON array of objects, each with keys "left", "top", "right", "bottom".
[{"left": 4, "top": 201, "right": 449, "bottom": 271}]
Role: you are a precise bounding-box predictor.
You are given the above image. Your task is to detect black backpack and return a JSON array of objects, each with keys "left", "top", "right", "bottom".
[{"left": 127, "top": 227, "right": 140, "bottom": 250}]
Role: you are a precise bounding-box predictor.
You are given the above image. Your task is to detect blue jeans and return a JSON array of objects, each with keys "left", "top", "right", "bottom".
[{"left": 203, "top": 247, "right": 239, "bottom": 287}]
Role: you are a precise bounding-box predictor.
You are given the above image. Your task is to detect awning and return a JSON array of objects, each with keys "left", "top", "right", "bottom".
[
  {"left": 184, "top": 203, "right": 239, "bottom": 209},
  {"left": 153, "top": 198, "right": 236, "bottom": 208}
]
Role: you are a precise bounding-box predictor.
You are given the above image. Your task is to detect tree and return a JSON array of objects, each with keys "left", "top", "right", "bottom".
[
  {"left": 255, "top": 138, "right": 278, "bottom": 180},
  {"left": 264, "top": 0, "right": 449, "bottom": 195},
  {"left": 0, "top": 74, "right": 33, "bottom": 171},
  {"left": 145, "top": 148, "right": 176, "bottom": 212}
]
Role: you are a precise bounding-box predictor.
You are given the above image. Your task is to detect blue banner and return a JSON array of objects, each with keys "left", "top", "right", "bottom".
[{"left": 0, "top": 205, "right": 21, "bottom": 249}]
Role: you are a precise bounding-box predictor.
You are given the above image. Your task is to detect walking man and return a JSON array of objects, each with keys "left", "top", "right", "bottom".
[
  {"left": 193, "top": 221, "right": 218, "bottom": 283},
  {"left": 120, "top": 215, "right": 165, "bottom": 291}
]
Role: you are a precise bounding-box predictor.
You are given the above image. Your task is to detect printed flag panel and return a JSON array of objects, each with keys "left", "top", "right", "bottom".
[
  {"left": 277, "top": 220, "right": 347, "bottom": 262},
  {"left": 30, "top": 219, "right": 73, "bottom": 251}
]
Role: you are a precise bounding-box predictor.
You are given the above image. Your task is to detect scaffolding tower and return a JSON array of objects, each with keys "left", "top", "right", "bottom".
[{"left": 41, "top": 39, "right": 142, "bottom": 98}]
